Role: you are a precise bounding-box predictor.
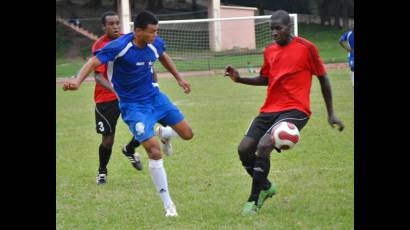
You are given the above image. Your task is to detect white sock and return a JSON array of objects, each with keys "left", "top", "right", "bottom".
[
  {"left": 160, "top": 126, "right": 180, "bottom": 139},
  {"left": 149, "top": 159, "right": 173, "bottom": 208},
  {"left": 351, "top": 72, "right": 354, "bottom": 87}
]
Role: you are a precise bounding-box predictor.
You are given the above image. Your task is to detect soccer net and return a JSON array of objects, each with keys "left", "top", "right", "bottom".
[{"left": 130, "top": 14, "right": 297, "bottom": 73}]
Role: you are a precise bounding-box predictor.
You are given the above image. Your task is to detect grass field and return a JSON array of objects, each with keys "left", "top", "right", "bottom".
[{"left": 56, "top": 68, "right": 354, "bottom": 229}]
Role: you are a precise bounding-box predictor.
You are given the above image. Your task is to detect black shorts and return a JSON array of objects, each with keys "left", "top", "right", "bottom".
[
  {"left": 245, "top": 109, "right": 309, "bottom": 141},
  {"left": 95, "top": 100, "right": 120, "bottom": 135}
]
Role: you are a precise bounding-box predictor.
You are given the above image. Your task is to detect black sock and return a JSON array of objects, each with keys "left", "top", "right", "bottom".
[
  {"left": 248, "top": 157, "right": 270, "bottom": 202},
  {"left": 124, "top": 138, "right": 140, "bottom": 155},
  {"left": 262, "top": 179, "right": 272, "bottom": 190},
  {"left": 98, "top": 144, "right": 112, "bottom": 174}
]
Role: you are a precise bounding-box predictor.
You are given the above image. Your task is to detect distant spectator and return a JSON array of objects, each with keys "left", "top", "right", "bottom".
[
  {"left": 247, "top": 62, "right": 256, "bottom": 73},
  {"left": 69, "top": 18, "right": 81, "bottom": 27},
  {"left": 339, "top": 27, "right": 354, "bottom": 87}
]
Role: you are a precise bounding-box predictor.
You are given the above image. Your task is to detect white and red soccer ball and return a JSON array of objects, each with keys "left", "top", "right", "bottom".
[{"left": 271, "top": 121, "right": 300, "bottom": 150}]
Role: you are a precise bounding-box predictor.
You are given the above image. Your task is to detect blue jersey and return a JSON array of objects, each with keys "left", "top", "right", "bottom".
[
  {"left": 339, "top": 31, "right": 354, "bottom": 57},
  {"left": 95, "top": 33, "right": 166, "bottom": 103}
]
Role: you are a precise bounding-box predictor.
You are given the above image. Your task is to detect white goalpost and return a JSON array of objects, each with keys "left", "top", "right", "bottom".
[{"left": 129, "top": 14, "right": 298, "bottom": 72}]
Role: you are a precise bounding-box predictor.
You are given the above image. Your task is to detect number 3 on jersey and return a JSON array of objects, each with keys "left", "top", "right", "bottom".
[{"left": 98, "top": 121, "right": 105, "bottom": 132}]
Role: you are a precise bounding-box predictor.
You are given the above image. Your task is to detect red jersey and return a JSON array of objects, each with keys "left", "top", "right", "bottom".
[
  {"left": 91, "top": 34, "right": 123, "bottom": 103},
  {"left": 259, "top": 36, "right": 326, "bottom": 117}
]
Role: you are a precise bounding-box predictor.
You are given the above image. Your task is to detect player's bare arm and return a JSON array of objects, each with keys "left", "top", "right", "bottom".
[
  {"left": 153, "top": 69, "right": 158, "bottom": 82},
  {"left": 94, "top": 73, "right": 115, "bottom": 92},
  {"left": 339, "top": 40, "right": 351, "bottom": 52},
  {"left": 158, "top": 52, "right": 191, "bottom": 94},
  {"left": 63, "top": 56, "right": 102, "bottom": 91},
  {"left": 224, "top": 65, "right": 268, "bottom": 85},
  {"left": 317, "top": 74, "right": 345, "bottom": 131},
  {"left": 94, "top": 73, "right": 119, "bottom": 99}
]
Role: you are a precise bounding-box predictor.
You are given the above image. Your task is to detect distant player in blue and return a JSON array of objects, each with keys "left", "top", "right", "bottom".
[
  {"left": 63, "top": 11, "right": 194, "bottom": 217},
  {"left": 339, "top": 27, "right": 354, "bottom": 87}
]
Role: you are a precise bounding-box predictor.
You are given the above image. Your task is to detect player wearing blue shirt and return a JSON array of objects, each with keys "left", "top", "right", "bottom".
[
  {"left": 63, "top": 11, "right": 194, "bottom": 217},
  {"left": 339, "top": 27, "right": 354, "bottom": 87}
]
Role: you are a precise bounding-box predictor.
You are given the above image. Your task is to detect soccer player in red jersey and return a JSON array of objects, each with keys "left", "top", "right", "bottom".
[{"left": 224, "top": 10, "right": 345, "bottom": 215}]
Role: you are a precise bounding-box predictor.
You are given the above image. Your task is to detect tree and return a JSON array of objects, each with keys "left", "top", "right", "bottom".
[
  {"left": 147, "top": 0, "right": 163, "bottom": 10},
  {"left": 192, "top": 0, "right": 197, "bottom": 11},
  {"left": 256, "top": 0, "right": 265, "bottom": 15},
  {"left": 341, "top": 0, "right": 354, "bottom": 30},
  {"left": 83, "top": 0, "right": 103, "bottom": 8},
  {"left": 316, "top": 0, "right": 331, "bottom": 26},
  {"left": 313, "top": 0, "right": 353, "bottom": 29}
]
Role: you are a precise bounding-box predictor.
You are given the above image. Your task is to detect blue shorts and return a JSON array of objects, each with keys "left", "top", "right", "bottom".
[
  {"left": 348, "top": 53, "right": 354, "bottom": 71},
  {"left": 119, "top": 92, "right": 185, "bottom": 142}
]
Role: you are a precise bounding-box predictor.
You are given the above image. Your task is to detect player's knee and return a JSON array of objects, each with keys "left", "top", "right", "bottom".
[
  {"left": 101, "top": 139, "right": 114, "bottom": 149},
  {"left": 147, "top": 146, "right": 162, "bottom": 160},
  {"left": 102, "top": 134, "right": 115, "bottom": 148},
  {"left": 256, "top": 142, "right": 274, "bottom": 158},
  {"left": 238, "top": 143, "right": 253, "bottom": 163},
  {"left": 180, "top": 127, "right": 194, "bottom": 140},
  {"left": 237, "top": 144, "right": 247, "bottom": 157}
]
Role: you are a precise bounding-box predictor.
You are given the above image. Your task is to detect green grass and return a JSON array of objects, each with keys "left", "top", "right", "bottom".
[
  {"left": 56, "top": 24, "right": 348, "bottom": 77},
  {"left": 56, "top": 69, "right": 353, "bottom": 229},
  {"left": 299, "top": 24, "right": 347, "bottom": 63}
]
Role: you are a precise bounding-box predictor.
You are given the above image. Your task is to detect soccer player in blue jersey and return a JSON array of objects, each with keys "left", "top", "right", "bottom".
[
  {"left": 339, "top": 27, "right": 354, "bottom": 87},
  {"left": 63, "top": 11, "right": 193, "bottom": 217}
]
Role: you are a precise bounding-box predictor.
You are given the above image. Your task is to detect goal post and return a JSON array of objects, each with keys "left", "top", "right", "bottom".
[{"left": 129, "top": 14, "right": 298, "bottom": 72}]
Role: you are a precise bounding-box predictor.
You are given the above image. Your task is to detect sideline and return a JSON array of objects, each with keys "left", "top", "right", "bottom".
[{"left": 56, "top": 63, "right": 348, "bottom": 84}]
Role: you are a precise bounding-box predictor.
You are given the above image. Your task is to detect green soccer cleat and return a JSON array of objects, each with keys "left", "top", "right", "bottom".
[
  {"left": 257, "top": 184, "right": 277, "bottom": 209},
  {"left": 242, "top": 201, "right": 258, "bottom": 215}
]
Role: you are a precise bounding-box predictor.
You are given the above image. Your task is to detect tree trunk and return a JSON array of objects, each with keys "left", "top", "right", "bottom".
[
  {"left": 192, "top": 0, "right": 197, "bottom": 11},
  {"left": 334, "top": 14, "right": 341, "bottom": 28},
  {"left": 256, "top": 0, "right": 264, "bottom": 15},
  {"left": 147, "top": 0, "right": 163, "bottom": 10},
  {"left": 342, "top": 3, "right": 349, "bottom": 30},
  {"left": 331, "top": 0, "right": 342, "bottom": 29},
  {"left": 318, "top": 0, "right": 330, "bottom": 26}
]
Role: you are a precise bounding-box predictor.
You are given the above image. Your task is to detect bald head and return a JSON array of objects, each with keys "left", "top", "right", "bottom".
[
  {"left": 269, "top": 10, "right": 293, "bottom": 46},
  {"left": 270, "top": 10, "right": 291, "bottom": 26}
]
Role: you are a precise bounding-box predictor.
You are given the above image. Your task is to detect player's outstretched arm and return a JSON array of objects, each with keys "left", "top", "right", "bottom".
[
  {"left": 94, "top": 73, "right": 116, "bottom": 93},
  {"left": 63, "top": 56, "right": 102, "bottom": 91},
  {"left": 224, "top": 65, "right": 268, "bottom": 86},
  {"left": 317, "top": 74, "right": 344, "bottom": 131},
  {"left": 158, "top": 52, "right": 191, "bottom": 94},
  {"left": 153, "top": 69, "right": 158, "bottom": 83},
  {"left": 339, "top": 40, "right": 351, "bottom": 52}
]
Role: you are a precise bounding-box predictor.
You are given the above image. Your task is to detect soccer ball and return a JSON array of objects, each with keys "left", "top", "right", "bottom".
[{"left": 271, "top": 121, "right": 300, "bottom": 150}]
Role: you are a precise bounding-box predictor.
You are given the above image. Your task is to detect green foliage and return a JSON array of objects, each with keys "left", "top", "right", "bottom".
[
  {"left": 57, "top": 69, "right": 353, "bottom": 229},
  {"left": 56, "top": 23, "right": 74, "bottom": 59},
  {"left": 221, "top": 0, "right": 313, "bottom": 14}
]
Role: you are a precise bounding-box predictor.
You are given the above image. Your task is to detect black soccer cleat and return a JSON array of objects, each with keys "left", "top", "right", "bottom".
[{"left": 122, "top": 145, "right": 143, "bottom": 171}]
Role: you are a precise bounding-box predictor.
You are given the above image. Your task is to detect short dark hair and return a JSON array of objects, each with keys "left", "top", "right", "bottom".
[
  {"left": 101, "top": 11, "right": 118, "bottom": 25},
  {"left": 133, "top": 11, "right": 158, "bottom": 29},
  {"left": 270, "top": 10, "right": 291, "bottom": 26}
]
